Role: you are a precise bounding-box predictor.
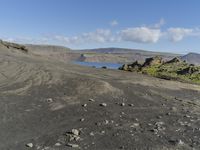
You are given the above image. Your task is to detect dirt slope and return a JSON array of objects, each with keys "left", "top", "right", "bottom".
[{"left": 0, "top": 42, "right": 200, "bottom": 150}]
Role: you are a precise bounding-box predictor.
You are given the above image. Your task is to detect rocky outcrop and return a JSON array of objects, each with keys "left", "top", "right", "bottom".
[
  {"left": 119, "top": 56, "right": 200, "bottom": 84},
  {"left": 0, "top": 40, "right": 28, "bottom": 52},
  {"left": 177, "top": 65, "right": 200, "bottom": 75},
  {"left": 119, "top": 61, "right": 142, "bottom": 72},
  {"left": 119, "top": 56, "right": 163, "bottom": 72},
  {"left": 165, "top": 57, "right": 182, "bottom": 64},
  {"left": 142, "top": 56, "right": 163, "bottom": 67}
]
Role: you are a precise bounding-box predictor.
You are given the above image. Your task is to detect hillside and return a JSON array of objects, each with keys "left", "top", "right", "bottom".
[
  {"left": 0, "top": 41, "right": 200, "bottom": 149},
  {"left": 77, "top": 48, "right": 180, "bottom": 63},
  {"left": 181, "top": 52, "right": 200, "bottom": 65}
]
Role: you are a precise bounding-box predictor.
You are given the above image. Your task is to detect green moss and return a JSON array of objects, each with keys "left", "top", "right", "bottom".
[
  {"left": 141, "top": 63, "right": 200, "bottom": 84},
  {"left": 120, "top": 56, "right": 200, "bottom": 84}
]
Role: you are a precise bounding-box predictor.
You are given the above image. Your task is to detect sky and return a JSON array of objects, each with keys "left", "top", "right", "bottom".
[{"left": 0, "top": 0, "right": 200, "bottom": 53}]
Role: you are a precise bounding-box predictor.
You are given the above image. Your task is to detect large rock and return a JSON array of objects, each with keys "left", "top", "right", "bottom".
[
  {"left": 165, "top": 57, "right": 182, "bottom": 64},
  {"left": 119, "top": 61, "right": 142, "bottom": 72},
  {"left": 142, "top": 56, "right": 163, "bottom": 67},
  {"left": 177, "top": 66, "right": 199, "bottom": 75}
]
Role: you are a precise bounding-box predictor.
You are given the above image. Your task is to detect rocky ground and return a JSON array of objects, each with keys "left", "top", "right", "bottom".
[{"left": 0, "top": 42, "right": 200, "bottom": 150}]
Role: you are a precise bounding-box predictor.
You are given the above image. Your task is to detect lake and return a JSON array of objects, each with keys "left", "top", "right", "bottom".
[{"left": 73, "top": 61, "right": 123, "bottom": 69}]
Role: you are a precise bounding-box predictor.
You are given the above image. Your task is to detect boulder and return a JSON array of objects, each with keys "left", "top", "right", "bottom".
[
  {"left": 165, "top": 57, "right": 182, "bottom": 64},
  {"left": 119, "top": 61, "right": 142, "bottom": 72},
  {"left": 142, "top": 56, "right": 163, "bottom": 67},
  {"left": 177, "top": 66, "right": 199, "bottom": 75}
]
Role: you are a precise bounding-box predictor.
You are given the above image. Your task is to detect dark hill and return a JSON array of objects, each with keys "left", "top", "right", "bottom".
[{"left": 181, "top": 52, "right": 200, "bottom": 65}]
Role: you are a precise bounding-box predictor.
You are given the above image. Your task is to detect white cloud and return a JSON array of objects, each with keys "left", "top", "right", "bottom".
[
  {"left": 120, "top": 27, "right": 162, "bottom": 43},
  {"left": 51, "top": 29, "right": 117, "bottom": 45},
  {"left": 167, "top": 28, "right": 194, "bottom": 42},
  {"left": 110, "top": 20, "right": 118, "bottom": 27},
  {"left": 154, "top": 18, "right": 165, "bottom": 28}
]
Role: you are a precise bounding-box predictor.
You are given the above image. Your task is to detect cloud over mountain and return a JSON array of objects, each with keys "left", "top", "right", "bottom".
[{"left": 119, "top": 27, "right": 162, "bottom": 43}]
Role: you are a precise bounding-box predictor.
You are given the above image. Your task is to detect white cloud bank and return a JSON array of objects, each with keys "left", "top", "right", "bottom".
[
  {"left": 52, "top": 29, "right": 116, "bottom": 45},
  {"left": 3, "top": 19, "right": 200, "bottom": 46},
  {"left": 167, "top": 27, "right": 198, "bottom": 42},
  {"left": 120, "top": 27, "right": 162, "bottom": 43}
]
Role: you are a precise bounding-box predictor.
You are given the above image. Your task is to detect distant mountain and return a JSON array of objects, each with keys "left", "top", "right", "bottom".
[
  {"left": 181, "top": 52, "right": 200, "bottom": 65},
  {"left": 26, "top": 44, "right": 71, "bottom": 54},
  {"left": 80, "top": 47, "right": 179, "bottom": 56},
  {"left": 77, "top": 48, "right": 180, "bottom": 63}
]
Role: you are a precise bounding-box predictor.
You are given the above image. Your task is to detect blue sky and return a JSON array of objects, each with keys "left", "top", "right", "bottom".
[{"left": 0, "top": 0, "right": 200, "bottom": 53}]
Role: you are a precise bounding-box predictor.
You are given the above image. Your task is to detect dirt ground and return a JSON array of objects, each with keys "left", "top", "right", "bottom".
[{"left": 0, "top": 45, "right": 200, "bottom": 150}]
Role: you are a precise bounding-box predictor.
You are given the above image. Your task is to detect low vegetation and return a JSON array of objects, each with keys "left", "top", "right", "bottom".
[{"left": 119, "top": 56, "right": 200, "bottom": 84}]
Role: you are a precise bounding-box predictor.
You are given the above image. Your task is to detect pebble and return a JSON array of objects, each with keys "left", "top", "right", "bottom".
[
  {"left": 105, "top": 120, "right": 109, "bottom": 124},
  {"left": 89, "top": 98, "right": 95, "bottom": 102},
  {"left": 26, "top": 143, "right": 33, "bottom": 148},
  {"left": 121, "top": 103, "right": 125, "bottom": 106},
  {"left": 82, "top": 104, "right": 87, "bottom": 107},
  {"left": 171, "top": 107, "right": 177, "bottom": 112},
  {"left": 71, "top": 129, "right": 80, "bottom": 136},
  {"left": 80, "top": 118, "right": 85, "bottom": 122},
  {"left": 130, "top": 123, "right": 140, "bottom": 128},
  {"left": 90, "top": 132, "right": 95, "bottom": 136},
  {"left": 128, "top": 104, "right": 134, "bottom": 107},
  {"left": 157, "top": 116, "right": 162, "bottom": 119},
  {"left": 168, "top": 139, "right": 184, "bottom": 146},
  {"left": 100, "top": 103, "right": 107, "bottom": 107},
  {"left": 46, "top": 98, "right": 53, "bottom": 103},
  {"left": 66, "top": 143, "right": 79, "bottom": 148},
  {"left": 55, "top": 143, "right": 61, "bottom": 146}
]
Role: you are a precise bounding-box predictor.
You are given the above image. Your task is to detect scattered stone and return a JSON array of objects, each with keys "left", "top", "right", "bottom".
[
  {"left": 121, "top": 103, "right": 125, "bottom": 106},
  {"left": 157, "top": 116, "right": 162, "bottom": 119},
  {"left": 82, "top": 104, "right": 87, "bottom": 107},
  {"left": 101, "top": 131, "right": 105, "bottom": 134},
  {"left": 26, "top": 143, "right": 33, "bottom": 148},
  {"left": 136, "top": 118, "right": 139, "bottom": 122},
  {"left": 46, "top": 98, "right": 53, "bottom": 103},
  {"left": 166, "top": 112, "right": 171, "bottom": 116},
  {"left": 105, "top": 120, "right": 109, "bottom": 124},
  {"left": 55, "top": 143, "right": 61, "bottom": 146},
  {"left": 130, "top": 123, "right": 140, "bottom": 128},
  {"left": 66, "top": 143, "right": 79, "bottom": 148},
  {"left": 100, "top": 103, "right": 107, "bottom": 107},
  {"left": 184, "top": 114, "right": 191, "bottom": 118},
  {"left": 168, "top": 139, "right": 184, "bottom": 146},
  {"left": 151, "top": 122, "right": 165, "bottom": 134},
  {"left": 162, "top": 103, "right": 166, "bottom": 106},
  {"left": 80, "top": 118, "right": 85, "bottom": 122},
  {"left": 95, "top": 122, "right": 101, "bottom": 126},
  {"left": 71, "top": 129, "right": 80, "bottom": 136},
  {"left": 128, "top": 104, "right": 134, "bottom": 107},
  {"left": 150, "top": 129, "right": 158, "bottom": 134},
  {"left": 178, "top": 140, "right": 184, "bottom": 145},
  {"left": 171, "top": 107, "right": 177, "bottom": 112},
  {"left": 66, "top": 129, "right": 80, "bottom": 142},
  {"left": 90, "top": 132, "right": 95, "bottom": 136},
  {"left": 89, "top": 98, "right": 95, "bottom": 102}
]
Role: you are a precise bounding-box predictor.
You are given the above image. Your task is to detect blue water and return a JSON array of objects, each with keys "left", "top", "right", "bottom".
[{"left": 74, "top": 61, "right": 122, "bottom": 69}]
